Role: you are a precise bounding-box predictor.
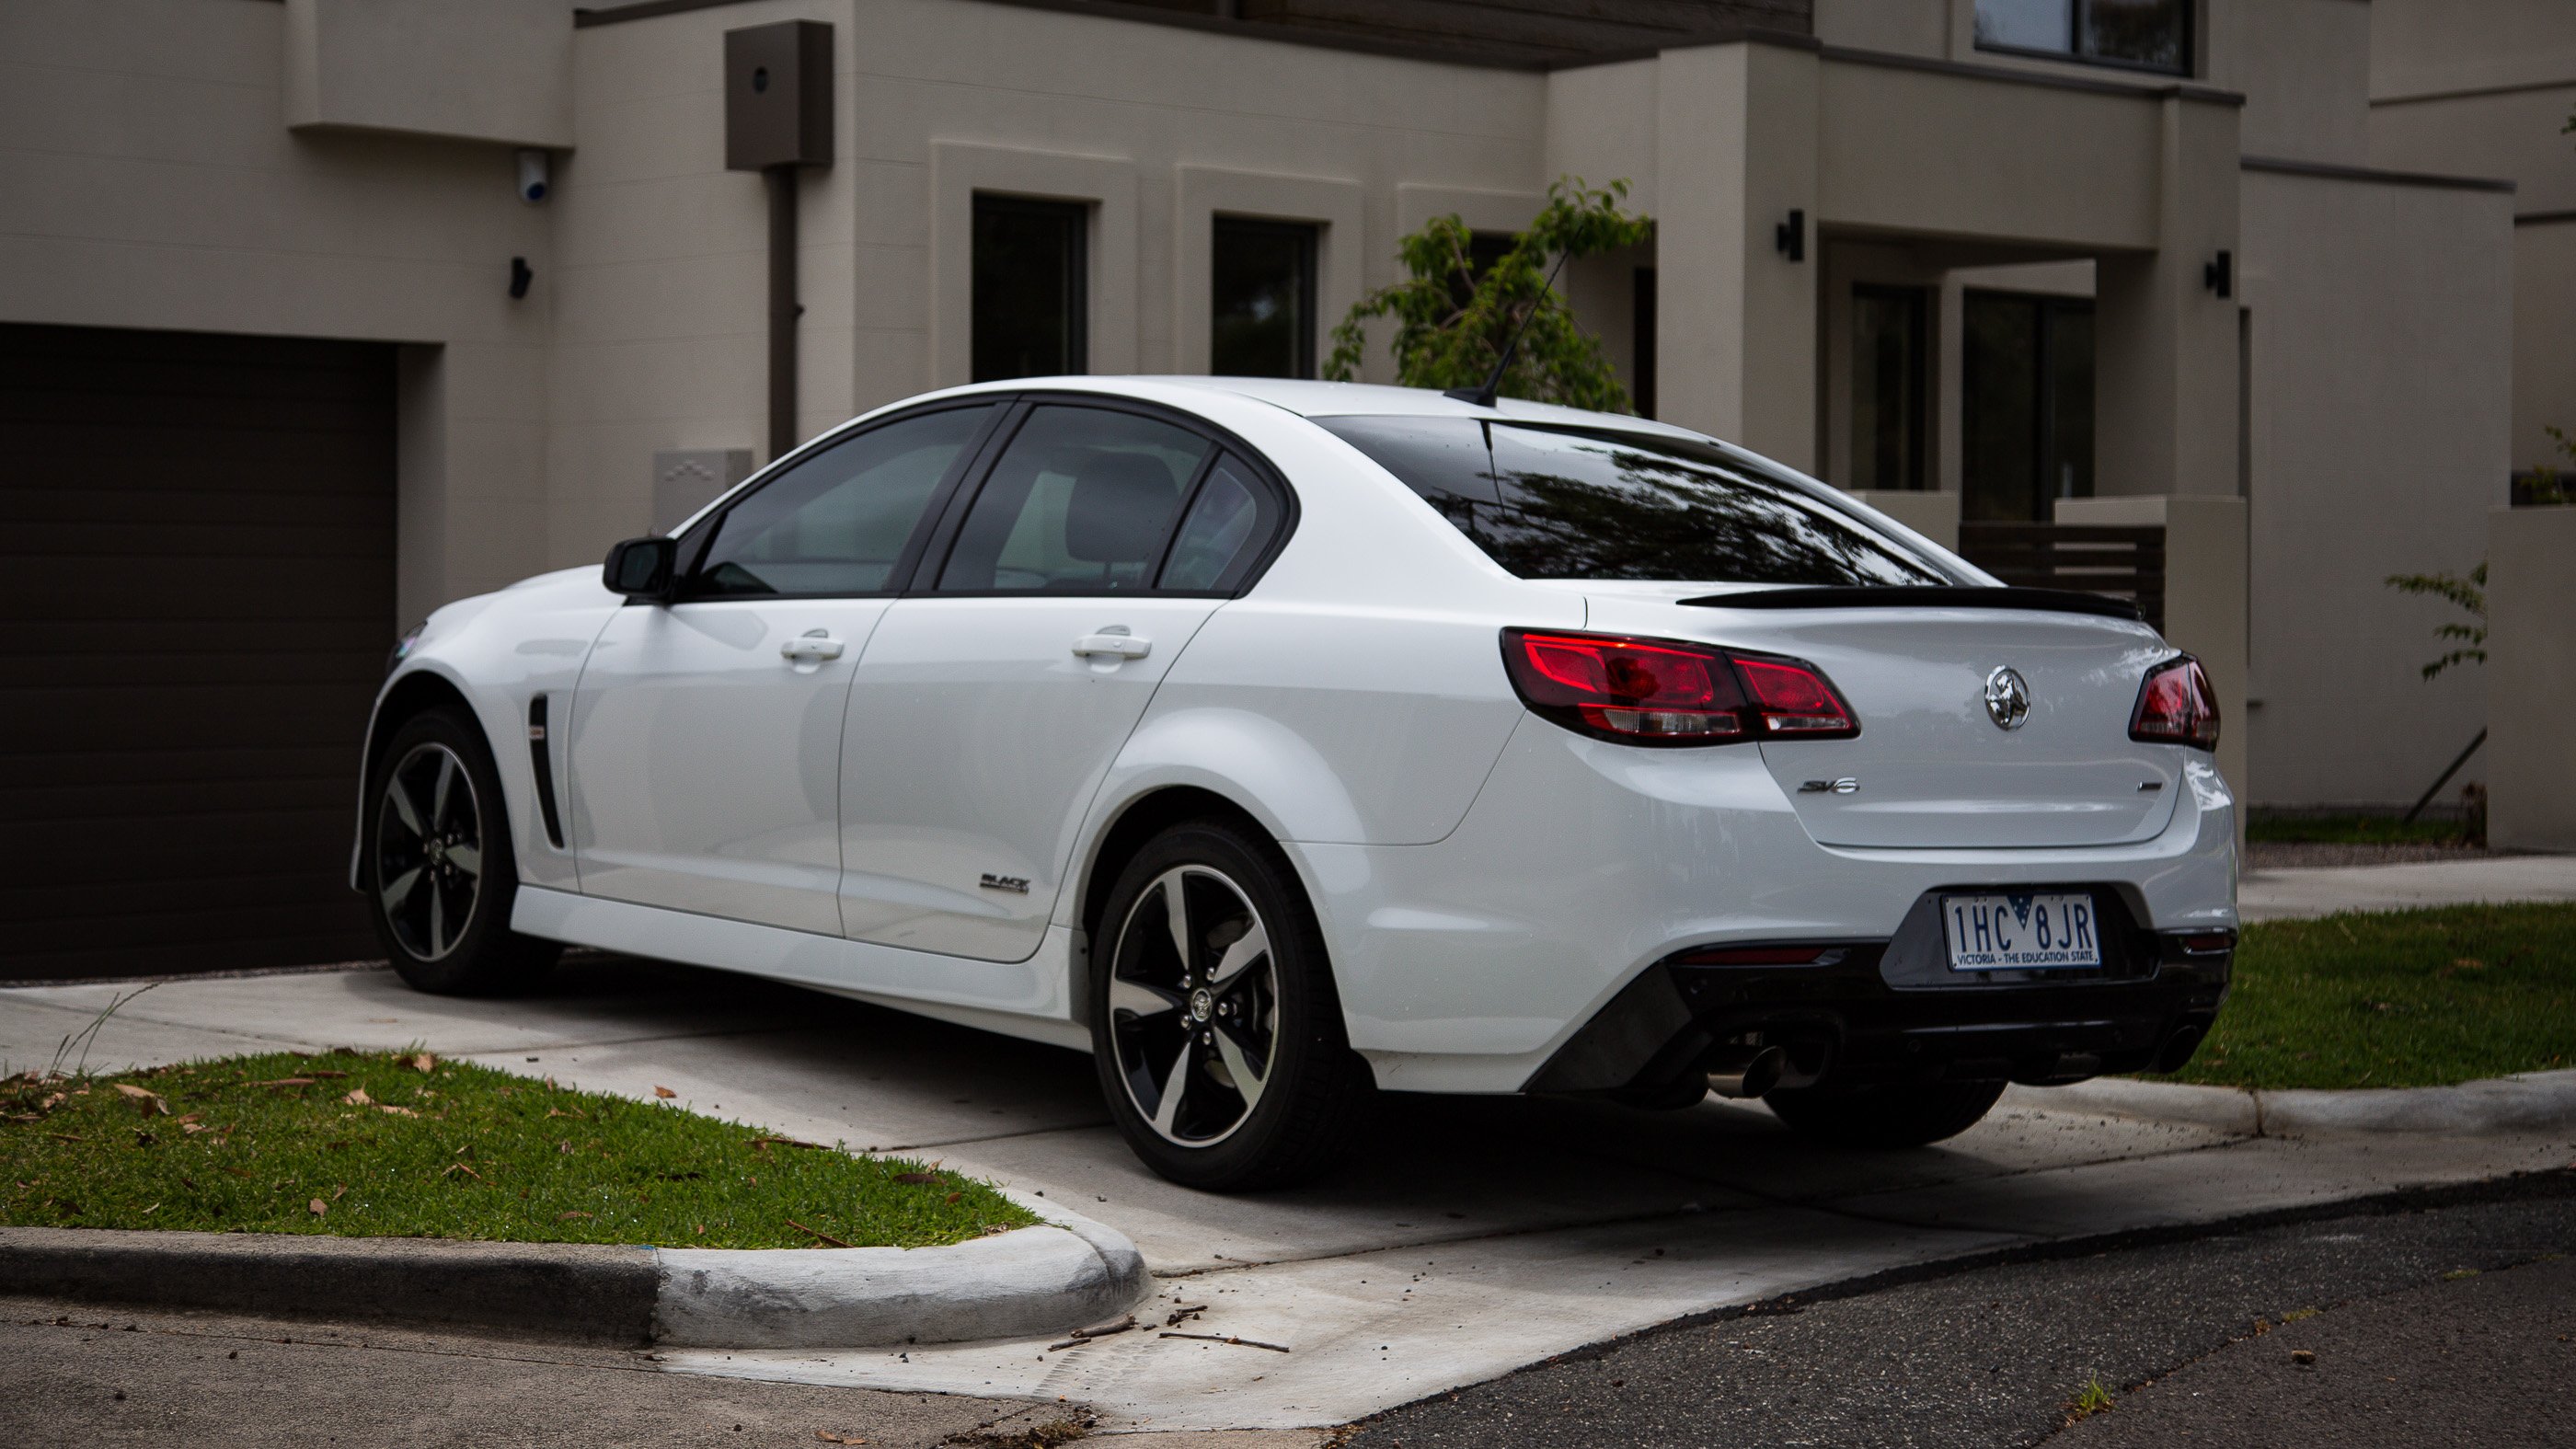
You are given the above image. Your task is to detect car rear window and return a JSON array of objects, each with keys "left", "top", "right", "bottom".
[{"left": 1313, "top": 416, "right": 1952, "bottom": 586}]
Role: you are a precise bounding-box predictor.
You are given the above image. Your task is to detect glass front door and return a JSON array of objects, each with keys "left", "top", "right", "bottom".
[{"left": 1962, "top": 291, "right": 2094, "bottom": 523}]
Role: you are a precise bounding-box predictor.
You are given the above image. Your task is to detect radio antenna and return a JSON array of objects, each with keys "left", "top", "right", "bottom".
[{"left": 1445, "top": 247, "right": 1571, "bottom": 409}]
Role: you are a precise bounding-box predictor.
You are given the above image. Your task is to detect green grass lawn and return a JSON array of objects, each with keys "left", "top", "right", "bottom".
[
  {"left": 0, "top": 1049, "right": 1038, "bottom": 1248},
  {"left": 2244, "top": 812, "right": 2470, "bottom": 846},
  {"left": 2164, "top": 903, "right": 2576, "bottom": 1090}
]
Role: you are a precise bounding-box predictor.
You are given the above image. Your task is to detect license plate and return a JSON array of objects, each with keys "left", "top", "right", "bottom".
[{"left": 1942, "top": 892, "right": 2103, "bottom": 971}]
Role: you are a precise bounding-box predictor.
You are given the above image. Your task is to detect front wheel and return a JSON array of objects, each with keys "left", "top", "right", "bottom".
[
  {"left": 362, "top": 707, "right": 559, "bottom": 995},
  {"left": 1087, "top": 821, "right": 1370, "bottom": 1190},
  {"left": 1764, "top": 1078, "right": 2007, "bottom": 1148}
]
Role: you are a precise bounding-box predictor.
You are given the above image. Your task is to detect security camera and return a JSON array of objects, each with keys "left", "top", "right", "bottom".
[{"left": 517, "top": 149, "right": 550, "bottom": 204}]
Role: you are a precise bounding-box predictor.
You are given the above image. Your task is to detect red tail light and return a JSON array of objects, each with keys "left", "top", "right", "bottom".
[
  {"left": 2130, "top": 655, "right": 2220, "bottom": 750},
  {"left": 1501, "top": 629, "right": 1859, "bottom": 747}
]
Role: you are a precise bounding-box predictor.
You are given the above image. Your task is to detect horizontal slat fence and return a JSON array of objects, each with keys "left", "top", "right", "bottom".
[{"left": 1957, "top": 523, "right": 2166, "bottom": 631}]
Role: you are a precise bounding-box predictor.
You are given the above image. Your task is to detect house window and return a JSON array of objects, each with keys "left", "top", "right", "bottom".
[
  {"left": 1850, "top": 285, "right": 1927, "bottom": 490},
  {"left": 972, "top": 196, "right": 1087, "bottom": 383},
  {"left": 1962, "top": 291, "right": 2094, "bottom": 523},
  {"left": 1973, "top": 0, "right": 2190, "bottom": 75},
  {"left": 1211, "top": 218, "right": 1317, "bottom": 378}
]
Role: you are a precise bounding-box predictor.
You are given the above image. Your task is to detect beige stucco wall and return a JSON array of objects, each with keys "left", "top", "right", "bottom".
[
  {"left": 285, "top": 0, "right": 573, "bottom": 149},
  {"left": 2368, "top": 12, "right": 2576, "bottom": 475},
  {"left": 543, "top": 0, "right": 1555, "bottom": 563},
  {"left": 0, "top": 0, "right": 556, "bottom": 627},
  {"left": 2237, "top": 167, "right": 2513, "bottom": 806}
]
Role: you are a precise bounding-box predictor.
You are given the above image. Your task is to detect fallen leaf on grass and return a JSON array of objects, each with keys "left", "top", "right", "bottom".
[
  {"left": 220, "top": 1167, "right": 254, "bottom": 1180},
  {"left": 342, "top": 1087, "right": 373, "bottom": 1107},
  {"left": 546, "top": 1107, "right": 587, "bottom": 1121},
  {"left": 113, "top": 1085, "right": 169, "bottom": 1116},
  {"left": 750, "top": 1136, "right": 822, "bottom": 1151},
  {"left": 441, "top": 1163, "right": 484, "bottom": 1181},
  {"left": 377, "top": 1105, "right": 419, "bottom": 1119},
  {"left": 787, "top": 1219, "right": 851, "bottom": 1248},
  {"left": 307, "top": 1199, "right": 327, "bottom": 1217},
  {"left": 652, "top": 1086, "right": 677, "bottom": 1099},
  {"left": 944, "top": 1191, "right": 962, "bottom": 1205},
  {"left": 305, "top": 1070, "right": 350, "bottom": 1080},
  {"left": 558, "top": 1211, "right": 592, "bottom": 1221},
  {"left": 45, "top": 1133, "right": 84, "bottom": 1144},
  {"left": 331, "top": 1184, "right": 348, "bottom": 1201},
  {"left": 252, "top": 1078, "right": 316, "bottom": 1088},
  {"left": 408, "top": 1053, "right": 436, "bottom": 1074}
]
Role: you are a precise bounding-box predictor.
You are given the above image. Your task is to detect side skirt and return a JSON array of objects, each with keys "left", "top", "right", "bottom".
[{"left": 509, "top": 886, "right": 1087, "bottom": 1052}]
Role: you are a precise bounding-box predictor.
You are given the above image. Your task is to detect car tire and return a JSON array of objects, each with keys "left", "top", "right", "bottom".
[
  {"left": 1763, "top": 1078, "right": 2007, "bottom": 1149},
  {"left": 362, "top": 706, "right": 560, "bottom": 996},
  {"left": 1087, "top": 819, "right": 1372, "bottom": 1191}
]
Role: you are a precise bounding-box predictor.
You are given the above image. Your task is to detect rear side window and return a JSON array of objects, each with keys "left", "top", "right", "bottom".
[
  {"left": 1158, "top": 454, "right": 1279, "bottom": 592},
  {"left": 937, "top": 406, "right": 1212, "bottom": 592},
  {"left": 694, "top": 405, "right": 994, "bottom": 597},
  {"left": 1314, "top": 416, "right": 1951, "bottom": 586}
]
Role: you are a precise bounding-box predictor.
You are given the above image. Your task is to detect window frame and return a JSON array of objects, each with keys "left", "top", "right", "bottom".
[
  {"left": 903, "top": 392, "right": 1300, "bottom": 601},
  {"left": 1972, "top": 0, "right": 2194, "bottom": 78},
  {"left": 663, "top": 400, "right": 1012, "bottom": 604}
]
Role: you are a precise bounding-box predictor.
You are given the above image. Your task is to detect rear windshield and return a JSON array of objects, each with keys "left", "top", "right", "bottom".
[{"left": 1314, "top": 416, "right": 1952, "bottom": 586}]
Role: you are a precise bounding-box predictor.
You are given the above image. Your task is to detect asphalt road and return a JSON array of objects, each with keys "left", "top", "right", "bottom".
[{"left": 1340, "top": 1170, "right": 2576, "bottom": 1449}]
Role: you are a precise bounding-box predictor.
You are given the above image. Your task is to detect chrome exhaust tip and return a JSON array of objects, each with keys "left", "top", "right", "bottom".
[{"left": 1708, "top": 1045, "right": 1788, "bottom": 1100}]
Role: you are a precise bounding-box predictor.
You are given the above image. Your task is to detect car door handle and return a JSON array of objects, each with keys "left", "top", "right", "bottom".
[
  {"left": 1071, "top": 633, "right": 1150, "bottom": 660},
  {"left": 780, "top": 634, "right": 845, "bottom": 661}
]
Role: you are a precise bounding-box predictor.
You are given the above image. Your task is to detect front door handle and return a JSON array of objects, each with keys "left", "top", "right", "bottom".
[
  {"left": 1072, "top": 633, "right": 1150, "bottom": 661},
  {"left": 780, "top": 632, "right": 845, "bottom": 662}
]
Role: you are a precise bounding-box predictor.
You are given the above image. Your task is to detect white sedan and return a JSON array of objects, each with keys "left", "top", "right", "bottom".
[{"left": 359, "top": 378, "right": 2237, "bottom": 1189}]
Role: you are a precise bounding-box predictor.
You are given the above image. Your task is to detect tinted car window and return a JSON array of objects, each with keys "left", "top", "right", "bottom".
[
  {"left": 1158, "top": 454, "right": 1278, "bottom": 592},
  {"left": 937, "top": 406, "right": 1213, "bottom": 592},
  {"left": 694, "top": 405, "right": 993, "bottom": 597},
  {"left": 1315, "top": 416, "right": 1951, "bottom": 586}
]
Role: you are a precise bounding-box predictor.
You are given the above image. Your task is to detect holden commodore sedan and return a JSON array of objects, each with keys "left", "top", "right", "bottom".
[{"left": 358, "top": 378, "right": 2235, "bottom": 1190}]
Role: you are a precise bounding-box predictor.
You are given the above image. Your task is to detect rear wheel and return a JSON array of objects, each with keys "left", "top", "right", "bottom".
[
  {"left": 1764, "top": 1078, "right": 2006, "bottom": 1148},
  {"left": 1087, "top": 820, "right": 1370, "bottom": 1190},
  {"left": 362, "top": 707, "right": 559, "bottom": 995}
]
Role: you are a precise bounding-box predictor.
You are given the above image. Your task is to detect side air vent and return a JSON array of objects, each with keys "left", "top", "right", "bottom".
[{"left": 527, "top": 695, "right": 566, "bottom": 849}]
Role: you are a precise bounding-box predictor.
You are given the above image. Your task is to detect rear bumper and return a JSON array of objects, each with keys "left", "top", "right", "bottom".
[
  {"left": 1300, "top": 715, "right": 2237, "bottom": 1096},
  {"left": 1527, "top": 892, "right": 2233, "bottom": 1099}
]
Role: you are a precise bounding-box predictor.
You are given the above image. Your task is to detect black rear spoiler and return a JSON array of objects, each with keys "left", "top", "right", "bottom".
[{"left": 1678, "top": 586, "right": 2145, "bottom": 624}]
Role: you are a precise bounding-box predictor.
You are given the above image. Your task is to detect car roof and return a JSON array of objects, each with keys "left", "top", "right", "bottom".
[{"left": 1112, "top": 376, "right": 1724, "bottom": 444}]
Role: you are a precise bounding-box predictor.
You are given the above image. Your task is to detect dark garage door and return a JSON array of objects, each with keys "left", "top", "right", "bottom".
[{"left": 1, "top": 324, "right": 397, "bottom": 983}]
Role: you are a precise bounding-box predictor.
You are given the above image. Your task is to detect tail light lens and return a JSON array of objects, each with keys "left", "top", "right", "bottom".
[
  {"left": 2130, "top": 655, "right": 2221, "bottom": 750},
  {"left": 1501, "top": 629, "right": 1859, "bottom": 747}
]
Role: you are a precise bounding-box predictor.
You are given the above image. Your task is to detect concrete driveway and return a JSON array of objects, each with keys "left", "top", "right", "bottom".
[{"left": 5, "top": 957, "right": 2567, "bottom": 1432}]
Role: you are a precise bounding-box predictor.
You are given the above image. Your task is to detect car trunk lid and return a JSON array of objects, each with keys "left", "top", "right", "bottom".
[{"left": 1581, "top": 585, "right": 2186, "bottom": 849}]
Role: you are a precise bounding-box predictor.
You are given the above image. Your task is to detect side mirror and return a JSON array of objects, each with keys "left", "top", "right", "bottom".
[{"left": 603, "top": 536, "right": 678, "bottom": 602}]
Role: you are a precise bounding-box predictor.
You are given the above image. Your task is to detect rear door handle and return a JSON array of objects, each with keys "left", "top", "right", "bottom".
[
  {"left": 780, "top": 633, "right": 845, "bottom": 661},
  {"left": 1072, "top": 633, "right": 1150, "bottom": 661}
]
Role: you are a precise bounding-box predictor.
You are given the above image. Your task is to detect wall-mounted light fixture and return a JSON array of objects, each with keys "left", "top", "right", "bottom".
[
  {"left": 509, "top": 256, "right": 534, "bottom": 300},
  {"left": 1776, "top": 209, "right": 1806, "bottom": 263},
  {"left": 2203, "top": 249, "right": 2233, "bottom": 298}
]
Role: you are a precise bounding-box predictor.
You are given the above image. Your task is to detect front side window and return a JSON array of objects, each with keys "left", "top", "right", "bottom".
[
  {"left": 972, "top": 196, "right": 1087, "bottom": 383},
  {"left": 691, "top": 405, "right": 994, "bottom": 597},
  {"left": 937, "top": 406, "right": 1213, "bottom": 593},
  {"left": 1974, "top": 0, "right": 2189, "bottom": 75},
  {"left": 1211, "top": 218, "right": 1318, "bottom": 378},
  {"left": 1315, "top": 416, "right": 1952, "bottom": 587}
]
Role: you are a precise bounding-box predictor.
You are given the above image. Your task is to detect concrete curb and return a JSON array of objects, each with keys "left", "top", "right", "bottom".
[
  {"left": 2008, "top": 1067, "right": 2576, "bottom": 1139},
  {"left": 0, "top": 1195, "right": 1147, "bottom": 1351}
]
